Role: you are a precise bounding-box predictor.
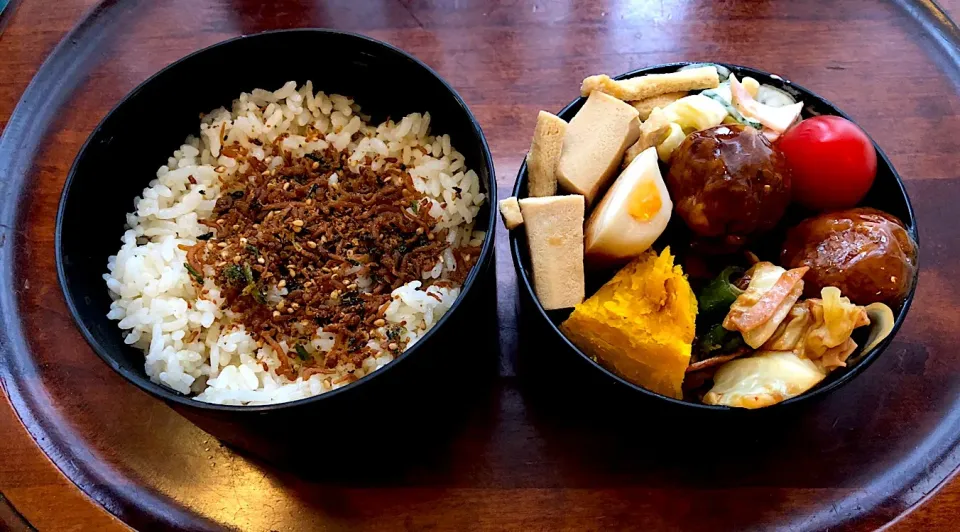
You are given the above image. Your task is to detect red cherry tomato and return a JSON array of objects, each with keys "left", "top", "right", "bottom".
[{"left": 777, "top": 116, "right": 877, "bottom": 210}]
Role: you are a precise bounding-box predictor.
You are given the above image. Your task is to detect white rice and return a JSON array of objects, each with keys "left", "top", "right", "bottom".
[{"left": 104, "top": 81, "right": 486, "bottom": 405}]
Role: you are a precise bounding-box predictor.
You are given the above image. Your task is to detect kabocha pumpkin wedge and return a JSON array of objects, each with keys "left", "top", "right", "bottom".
[{"left": 561, "top": 248, "right": 697, "bottom": 399}]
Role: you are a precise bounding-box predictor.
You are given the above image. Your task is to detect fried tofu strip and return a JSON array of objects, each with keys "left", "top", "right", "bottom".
[
  {"left": 581, "top": 66, "right": 720, "bottom": 101},
  {"left": 630, "top": 92, "right": 687, "bottom": 120}
]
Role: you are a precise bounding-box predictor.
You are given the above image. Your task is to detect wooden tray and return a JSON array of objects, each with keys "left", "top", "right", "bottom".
[{"left": 2, "top": 0, "right": 960, "bottom": 529}]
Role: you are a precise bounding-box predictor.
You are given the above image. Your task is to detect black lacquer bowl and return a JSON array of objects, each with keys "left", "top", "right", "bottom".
[
  {"left": 55, "top": 29, "right": 497, "bottom": 441},
  {"left": 510, "top": 62, "right": 918, "bottom": 414}
]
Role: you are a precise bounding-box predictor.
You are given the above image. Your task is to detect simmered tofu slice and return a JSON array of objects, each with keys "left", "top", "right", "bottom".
[
  {"left": 498, "top": 197, "right": 524, "bottom": 230},
  {"left": 526, "top": 111, "right": 567, "bottom": 197},
  {"left": 585, "top": 147, "right": 672, "bottom": 264},
  {"left": 519, "top": 195, "right": 586, "bottom": 310},
  {"left": 557, "top": 92, "right": 640, "bottom": 205}
]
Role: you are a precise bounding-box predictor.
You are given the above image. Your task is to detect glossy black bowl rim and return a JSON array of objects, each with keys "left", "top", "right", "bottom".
[
  {"left": 55, "top": 28, "right": 498, "bottom": 413},
  {"left": 510, "top": 62, "right": 919, "bottom": 413}
]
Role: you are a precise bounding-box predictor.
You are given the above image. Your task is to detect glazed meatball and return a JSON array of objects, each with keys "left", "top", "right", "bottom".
[
  {"left": 780, "top": 207, "right": 918, "bottom": 306},
  {"left": 666, "top": 124, "right": 792, "bottom": 250}
]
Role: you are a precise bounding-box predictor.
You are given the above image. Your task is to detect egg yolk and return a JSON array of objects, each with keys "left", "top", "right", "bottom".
[{"left": 627, "top": 179, "right": 662, "bottom": 222}]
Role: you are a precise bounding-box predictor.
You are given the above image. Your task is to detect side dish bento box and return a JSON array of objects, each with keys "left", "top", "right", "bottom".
[{"left": 507, "top": 62, "right": 918, "bottom": 411}]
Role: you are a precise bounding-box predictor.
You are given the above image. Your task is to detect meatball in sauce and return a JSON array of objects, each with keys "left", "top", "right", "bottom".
[
  {"left": 666, "top": 124, "right": 792, "bottom": 252},
  {"left": 781, "top": 207, "right": 917, "bottom": 306}
]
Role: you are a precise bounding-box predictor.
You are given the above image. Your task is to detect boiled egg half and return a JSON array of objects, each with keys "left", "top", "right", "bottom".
[{"left": 584, "top": 146, "right": 672, "bottom": 264}]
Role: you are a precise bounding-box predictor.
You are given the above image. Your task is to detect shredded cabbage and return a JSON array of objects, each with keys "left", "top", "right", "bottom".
[
  {"left": 805, "top": 287, "right": 867, "bottom": 357},
  {"left": 704, "top": 351, "right": 825, "bottom": 409}
]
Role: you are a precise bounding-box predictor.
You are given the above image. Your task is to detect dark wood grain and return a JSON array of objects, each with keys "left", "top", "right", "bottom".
[{"left": 1, "top": 0, "right": 960, "bottom": 530}]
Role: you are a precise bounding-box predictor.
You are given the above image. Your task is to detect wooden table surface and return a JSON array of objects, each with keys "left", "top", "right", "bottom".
[{"left": 2, "top": 0, "right": 960, "bottom": 530}]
